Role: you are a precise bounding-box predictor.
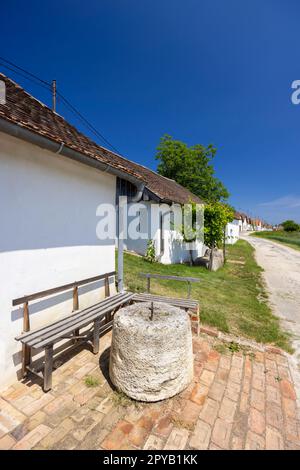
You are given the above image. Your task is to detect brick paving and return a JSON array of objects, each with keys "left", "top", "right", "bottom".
[{"left": 0, "top": 331, "right": 300, "bottom": 450}]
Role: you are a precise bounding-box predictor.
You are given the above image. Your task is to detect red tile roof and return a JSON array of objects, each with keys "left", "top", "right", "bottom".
[
  {"left": 0, "top": 73, "right": 201, "bottom": 205},
  {"left": 234, "top": 211, "right": 242, "bottom": 220}
]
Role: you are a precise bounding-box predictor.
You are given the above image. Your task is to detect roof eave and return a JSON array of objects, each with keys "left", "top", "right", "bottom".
[{"left": 0, "top": 116, "right": 144, "bottom": 188}]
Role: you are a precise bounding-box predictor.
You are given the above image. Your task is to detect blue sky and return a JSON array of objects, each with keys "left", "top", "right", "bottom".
[{"left": 1, "top": 0, "right": 300, "bottom": 223}]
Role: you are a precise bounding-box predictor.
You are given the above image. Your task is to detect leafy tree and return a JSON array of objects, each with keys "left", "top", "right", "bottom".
[
  {"left": 281, "top": 220, "right": 299, "bottom": 232},
  {"left": 156, "top": 135, "right": 229, "bottom": 202},
  {"left": 204, "top": 203, "right": 234, "bottom": 270}
]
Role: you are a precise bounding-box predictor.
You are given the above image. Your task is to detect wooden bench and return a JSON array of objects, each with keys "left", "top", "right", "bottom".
[
  {"left": 13, "top": 272, "right": 134, "bottom": 392},
  {"left": 133, "top": 273, "right": 200, "bottom": 335}
]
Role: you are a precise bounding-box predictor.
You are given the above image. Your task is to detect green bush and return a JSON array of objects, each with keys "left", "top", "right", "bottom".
[
  {"left": 282, "top": 220, "right": 299, "bottom": 232},
  {"left": 145, "top": 239, "right": 156, "bottom": 263}
]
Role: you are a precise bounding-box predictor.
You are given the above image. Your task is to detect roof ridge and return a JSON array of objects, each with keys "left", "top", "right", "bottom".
[{"left": 126, "top": 163, "right": 198, "bottom": 197}]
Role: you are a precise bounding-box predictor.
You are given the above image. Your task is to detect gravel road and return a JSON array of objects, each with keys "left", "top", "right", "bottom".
[{"left": 243, "top": 233, "right": 300, "bottom": 362}]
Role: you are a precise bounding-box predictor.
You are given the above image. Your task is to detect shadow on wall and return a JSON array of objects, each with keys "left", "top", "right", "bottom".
[{"left": 11, "top": 279, "right": 106, "bottom": 323}]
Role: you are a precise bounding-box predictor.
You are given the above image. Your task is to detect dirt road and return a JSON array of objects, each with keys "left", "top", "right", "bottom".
[{"left": 243, "top": 233, "right": 300, "bottom": 361}]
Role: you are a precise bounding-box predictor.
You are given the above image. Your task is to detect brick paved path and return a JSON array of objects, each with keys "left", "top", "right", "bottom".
[{"left": 0, "top": 332, "right": 299, "bottom": 450}]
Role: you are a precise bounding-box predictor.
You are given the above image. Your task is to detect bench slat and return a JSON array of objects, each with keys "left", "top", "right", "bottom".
[
  {"left": 16, "top": 292, "right": 128, "bottom": 342},
  {"left": 16, "top": 293, "right": 133, "bottom": 348},
  {"left": 35, "top": 309, "right": 110, "bottom": 349},
  {"left": 133, "top": 298, "right": 198, "bottom": 308},
  {"left": 26, "top": 312, "right": 106, "bottom": 348},
  {"left": 134, "top": 293, "right": 198, "bottom": 303},
  {"left": 133, "top": 293, "right": 198, "bottom": 303},
  {"left": 23, "top": 293, "right": 133, "bottom": 349},
  {"left": 133, "top": 293, "right": 198, "bottom": 308}
]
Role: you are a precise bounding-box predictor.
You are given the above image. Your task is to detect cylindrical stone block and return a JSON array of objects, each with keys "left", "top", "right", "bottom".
[{"left": 109, "top": 301, "right": 194, "bottom": 402}]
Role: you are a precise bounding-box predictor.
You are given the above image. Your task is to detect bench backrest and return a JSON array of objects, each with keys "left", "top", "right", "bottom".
[
  {"left": 139, "top": 272, "right": 200, "bottom": 298},
  {"left": 12, "top": 271, "right": 117, "bottom": 339}
]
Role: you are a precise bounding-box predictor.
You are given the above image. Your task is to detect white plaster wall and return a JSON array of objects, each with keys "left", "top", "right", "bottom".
[
  {"left": 0, "top": 132, "right": 116, "bottom": 388},
  {"left": 226, "top": 220, "right": 240, "bottom": 245},
  {"left": 124, "top": 201, "right": 152, "bottom": 256},
  {"left": 156, "top": 204, "right": 205, "bottom": 265},
  {"left": 124, "top": 201, "right": 205, "bottom": 265},
  {"left": 242, "top": 219, "right": 248, "bottom": 232},
  {"left": 159, "top": 231, "right": 205, "bottom": 264}
]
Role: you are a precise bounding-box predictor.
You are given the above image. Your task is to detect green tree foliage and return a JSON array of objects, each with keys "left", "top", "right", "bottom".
[
  {"left": 156, "top": 135, "right": 229, "bottom": 202},
  {"left": 281, "top": 220, "right": 300, "bottom": 232},
  {"left": 204, "top": 203, "right": 234, "bottom": 270},
  {"left": 144, "top": 239, "right": 156, "bottom": 263},
  {"left": 180, "top": 201, "right": 204, "bottom": 265}
]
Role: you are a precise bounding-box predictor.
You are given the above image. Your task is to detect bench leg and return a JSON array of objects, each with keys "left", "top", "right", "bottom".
[
  {"left": 44, "top": 345, "right": 53, "bottom": 392},
  {"left": 93, "top": 319, "right": 100, "bottom": 354},
  {"left": 73, "top": 327, "right": 80, "bottom": 343},
  {"left": 22, "top": 344, "right": 31, "bottom": 378}
]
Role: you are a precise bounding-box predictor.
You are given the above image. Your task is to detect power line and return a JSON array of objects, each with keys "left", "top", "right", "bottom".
[
  {"left": 56, "top": 90, "right": 121, "bottom": 154},
  {"left": 0, "top": 61, "right": 51, "bottom": 91},
  {"left": 0, "top": 56, "right": 122, "bottom": 154},
  {"left": 0, "top": 56, "right": 51, "bottom": 87}
]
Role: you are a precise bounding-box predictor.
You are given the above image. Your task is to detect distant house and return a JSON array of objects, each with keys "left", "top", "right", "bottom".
[
  {"left": 236, "top": 212, "right": 243, "bottom": 233},
  {"left": 247, "top": 216, "right": 253, "bottom": 231},
  {"left": 239, "top": 213, "right": 249, "bottom": 232},
  {"left": 255, "top": 219, "right": 262, "bottom": 231},
  {"left": 225, "top": 212, "right": 241, "bottom": 244},
  {"left": 228, "top": 212, "right": 267, "bottom": 234}
]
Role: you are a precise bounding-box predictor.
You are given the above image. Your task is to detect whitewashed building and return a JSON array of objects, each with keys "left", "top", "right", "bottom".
[
  {"left": 254, "top": 219, "right": 262, "bottom": 231},
  {"left": 0, "top": 73, "right": 205, "bottom": 387},
  {"left": 225, "top": 212, "right": 241, "bottom": 245},
  {"left": 0, "top": 73, "right": 157, "bottom": 387},
  {"left": 239, "top": 213, "right": 249, "bottom": 232},
  {"left": 118, "top": 174, "right": 205, "bottom": 265}
]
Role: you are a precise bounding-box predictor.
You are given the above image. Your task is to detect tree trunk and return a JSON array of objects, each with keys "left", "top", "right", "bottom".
[
  {"left": 189, "top": 248, "right": 193, "bottom": 266},
  {"left": 223, "top": 227, "right": 226, "bottom": 264},
  {"left": 208, "top": 243, "right": 214, "bottom": 271}
]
